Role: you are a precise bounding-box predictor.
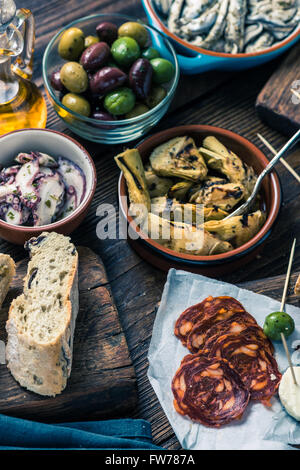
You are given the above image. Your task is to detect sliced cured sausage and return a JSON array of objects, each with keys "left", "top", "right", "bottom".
[
  {"left": 207, "top": 331, "right": 281, "bottom": 405},
  {"left": 202, "top": 313, "right": 274, "bottom": 355},
  {"left": 172, "top": 355, "right": 250, "bottom": 427},
  {"left": 185, "top": 298, "right": 247, "bottom": 352},
  {"left": 174, "top": 296, "right": 245, "bottom": 346}
]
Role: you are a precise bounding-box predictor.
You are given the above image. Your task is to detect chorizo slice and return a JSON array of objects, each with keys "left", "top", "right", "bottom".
[
  {"left": 202, "top": 313, "right": 274, "bottom": 355},
  {"left": 207, "top": 331, "right": 281, "bottom": 405},
  {"left": 174, "top": 296, "right": 245, "bottom": 346},
  {"left": 185, "top": 298, "right": 247, "bottom": 352},
  {"left": 172, "top": 355, "right": 250, "bottom": 427}
]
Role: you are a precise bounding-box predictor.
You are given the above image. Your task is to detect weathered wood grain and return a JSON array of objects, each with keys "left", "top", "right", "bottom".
[
  {"left": 0, "top": 247, "right": 137, "bottom": 422},
  {"left": 256, "top": 41, "right": 300, "bottom": 136}
]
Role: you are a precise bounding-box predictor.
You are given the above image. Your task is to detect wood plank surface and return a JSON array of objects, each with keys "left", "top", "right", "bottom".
[
  {"left": 256, "top": 41, "right": 300, "bottom": 136},
  {"left": 1, "top": 0, "right": 300, "bottom": 449},
  {"left": 0, "top": 246, "right": 137, "bottom": 422}
]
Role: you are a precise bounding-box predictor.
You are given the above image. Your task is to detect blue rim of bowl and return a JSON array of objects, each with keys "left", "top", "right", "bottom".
[{"left": 42, "top": 13, "right": 180, "bottom": 126}]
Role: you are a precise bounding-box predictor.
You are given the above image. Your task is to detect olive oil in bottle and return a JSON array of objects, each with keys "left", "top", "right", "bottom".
[{"left": 0, "top": 1, "right": 47, "bottom": 134}]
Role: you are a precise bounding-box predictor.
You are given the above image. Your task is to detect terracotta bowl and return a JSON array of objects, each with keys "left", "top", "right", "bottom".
[
  {"left": 118, "top": 125, "right": 282, "bottom": 276},
  {"left": 0, "top": 129, "right": 97, "bottom": 245}
]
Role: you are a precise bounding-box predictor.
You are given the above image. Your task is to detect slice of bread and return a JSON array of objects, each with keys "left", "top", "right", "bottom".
[
  {"left": 0, "top": 254, "right": 15, "bottom": 307},
  {"left": 6, "top": 232, "right": 79, "bottom": 397}
]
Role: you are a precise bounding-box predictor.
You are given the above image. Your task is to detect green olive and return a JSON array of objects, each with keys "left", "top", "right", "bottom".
[
  {"left": 84, "top": 35, "right": 99, "bottom": 48},
  {"left": 58, "top": 27, "right": 85, "bottom": 60},
  {"left": 104, "top": 87, "right": 136, "bottom": 115},
  {"left": 145, "top": 86, "right": 167, "bottom": 108},
  {"left": 125, "top": 103, "right": 149, "bottom": 118},
  {"left": 150, "top": 58, "right": 175, "bottom": 84},
  {"left": 62, "top": 93, "right": 91, "bottom": 117},
  {"left": 263, "top": 311, "right": 295, "bottom": 341},
  {"left": 118, "top": 22, "right": 148, "bottom": 48},
  {"left": 142, "top": 47, "right": 160, "bottom": 60},
  {"left": 60, "top": 62, "right": 88, "bottom": 94},
  {"left": 111, "top": 36, "right": 140, "bottom": 68}
]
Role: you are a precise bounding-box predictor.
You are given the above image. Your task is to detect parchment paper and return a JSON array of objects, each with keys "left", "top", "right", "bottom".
[{"left": 147, "top": 269, "right": 300, "bottom": 450}]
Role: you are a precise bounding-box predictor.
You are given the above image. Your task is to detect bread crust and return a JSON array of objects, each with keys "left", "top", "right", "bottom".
[
  {"left": 0, "top": 254, "right": 15, "bottom": 307},
  {"left": 6, "top": 233, "right": 79, "bottom": 397}
]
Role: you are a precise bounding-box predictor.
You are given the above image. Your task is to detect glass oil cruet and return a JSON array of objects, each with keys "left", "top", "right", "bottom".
[{"left": 0, "top": 0, "right": 47, "bottom": 134}]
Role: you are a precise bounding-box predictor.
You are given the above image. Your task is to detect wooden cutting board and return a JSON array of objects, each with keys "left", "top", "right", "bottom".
[
  {"left": 0, "top": 247, "right": 137, "bottom": 423},
  {"left": 256, "top": 41, "right": 300, "bottom": 136}
]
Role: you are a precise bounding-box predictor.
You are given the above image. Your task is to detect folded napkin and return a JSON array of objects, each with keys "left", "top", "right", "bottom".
[{"left": 0, "top": 415, "right": 162, "bottom": 450}]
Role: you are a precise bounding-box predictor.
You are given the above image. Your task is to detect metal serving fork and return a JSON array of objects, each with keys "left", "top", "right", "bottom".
[{"left": 225, "top": 129, "right": 300, "bottom": 220}]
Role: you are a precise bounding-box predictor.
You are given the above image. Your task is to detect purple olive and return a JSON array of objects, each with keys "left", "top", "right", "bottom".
[
  {"left": 89, "top": 67, "right": 127, "bottom": 96},
  {"left": 129, "top": 58, "right": 152, "bottom": 100},
  {"left": 92, "top": 110, "right": 115, "bottom": 120},
  {"left": 50, "top": 70, "right": 65, "bottom": 91},
  {"left": 96, "top": 22, "right": 118, "bottom": 45},
  {"left": 80, "top": 42, "right": 111, "bottom": 72},
  {"left": 91, "top": 110, "right": 116, "bottom": 129}
]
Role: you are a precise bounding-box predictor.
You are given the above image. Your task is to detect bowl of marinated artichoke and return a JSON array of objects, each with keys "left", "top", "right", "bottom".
[{"left": 116, "top": 125, "right": 281, "bottom": 275}]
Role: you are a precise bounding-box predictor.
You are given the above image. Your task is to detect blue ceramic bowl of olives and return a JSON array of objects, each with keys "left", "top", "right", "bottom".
[{"left": 43, "top": 13, "right": 179, "bottom": 144}]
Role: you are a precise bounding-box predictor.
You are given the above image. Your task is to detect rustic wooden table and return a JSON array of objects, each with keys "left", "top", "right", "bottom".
[{"left": 4, "top": 0, "right": 300, "bottom": 449}]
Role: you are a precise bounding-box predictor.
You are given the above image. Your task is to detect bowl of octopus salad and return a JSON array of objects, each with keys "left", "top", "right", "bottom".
[
  {"left": 0, "top": 128, "right": 97, "bottom": 244},
  {"left": 116, "top": 125, "right": 281, "bottom": 275}
]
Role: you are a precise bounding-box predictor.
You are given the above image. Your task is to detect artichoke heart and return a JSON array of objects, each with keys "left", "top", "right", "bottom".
[
  {"left": 115, "top": 149, "right": 150, "bottom": 213},
  {"left": 150, "top": 136, "right": 208, "bottom": 181},
  {"left": 151, "top": 196, "right": 204, "bottom": 225},
  {"left": 144, "top": 165, "right": 173, "bottom": 198},
  {"left": 151, "top": 196, "right": 227, "bottom": 223},
  {"left": 190, "top": 181, "right": 245, "bottom": 211},
  {"left": 199, "top": 136, "right": 257, "bottom": 198},
  {"left": 142, "top": 212, "right": 233, "bottom": 255},
  {"left": 204, "top": 210, "right": 266, "bottom": 247},
  {"left": 167, "top": 180, "right": 194, "bottom": 201},
  {"left": 203, "top": 206, "right": 229, "bottom": 221}
]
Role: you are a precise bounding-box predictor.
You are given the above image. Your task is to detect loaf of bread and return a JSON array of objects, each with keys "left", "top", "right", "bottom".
[
  {"left": 6, "top": 232, "right": 79, "bottom": 396},
  {"left": 0, "top": 254, "right": 15, "bottom": 307}
]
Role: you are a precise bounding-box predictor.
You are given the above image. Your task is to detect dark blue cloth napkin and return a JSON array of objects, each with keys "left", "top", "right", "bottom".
[{"left": 0, "top": 415, "right": 162, "bottom": 450}]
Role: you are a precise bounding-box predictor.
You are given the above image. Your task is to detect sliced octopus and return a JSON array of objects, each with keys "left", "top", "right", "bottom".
[
  {"left": 172, "top": 355, "right": 250, "bottom": 427},
  {"left": 0, "top": 152, "right": 86, "bottom": 227}
]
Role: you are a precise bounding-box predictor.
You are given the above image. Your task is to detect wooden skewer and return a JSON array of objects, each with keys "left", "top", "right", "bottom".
[
  {"left": 257, "top": 133, "right": 300, "bottom": 184},
  {"left": 280, "top": 238, "right": 297, "bottom": 385},
  {"left": 281, "top": 333, "right": 297, "bottom": 386},
  {"left": 280, "top": 238, "right": 296, "bottom": 312}
]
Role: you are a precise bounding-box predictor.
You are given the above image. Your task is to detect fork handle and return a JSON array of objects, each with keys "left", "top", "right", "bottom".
[
  {"left": 226, "top": 129, "right": 300, "bottom": 219},
  {"left": 257, "top": 129, "right": 300, "bottom": 185},
  {"left": 251, "top": 129, "right": 300, "bottom": 205}
]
